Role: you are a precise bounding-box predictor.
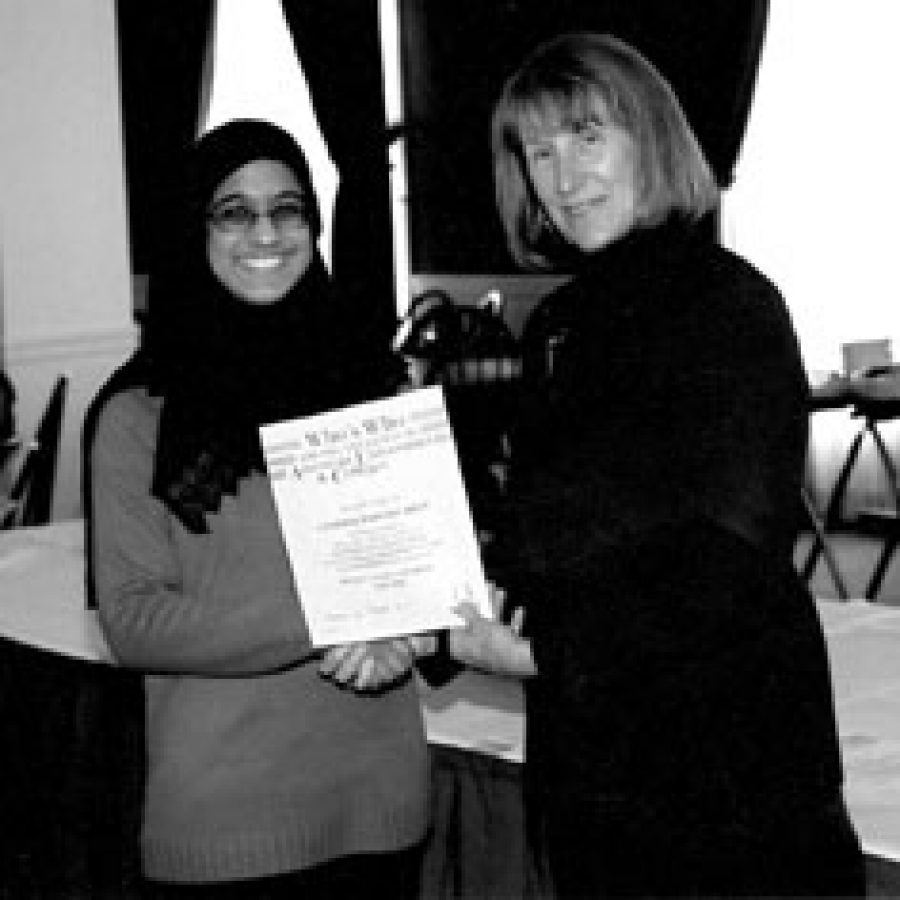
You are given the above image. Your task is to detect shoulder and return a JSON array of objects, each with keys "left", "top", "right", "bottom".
[
  {"left": 686, "top": 246, "right": 810, "bottom": 400},
  {"left": 651, "top": 238, "right": 797, "bottom": 367},
  {"left": 92, "top": 386, "right": 161, "bottom": 461},
  {"left": 696, "top": 241, "right": 788, "bottom": 321}
]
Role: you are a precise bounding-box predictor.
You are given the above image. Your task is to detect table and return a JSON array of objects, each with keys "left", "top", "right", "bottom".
[
  {"left": 0, "top": 519, "right": 109, "bottom": 661},
  {"left": 0, "top": 521, "right": 140, "bottom": 895},
  {"left": 4, "top": 521, "right": 900, "bottom": 895},
  {"left": 803, "top": 371, "right": 900, "bottom": 600}
]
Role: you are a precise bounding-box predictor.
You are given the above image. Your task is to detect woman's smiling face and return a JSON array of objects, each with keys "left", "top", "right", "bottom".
[
  {"left": 206, "top": 159, "right": 314, "bottom": 304},
  {"left": 522, "top": 95, "right": 641, "bottom": 253}
]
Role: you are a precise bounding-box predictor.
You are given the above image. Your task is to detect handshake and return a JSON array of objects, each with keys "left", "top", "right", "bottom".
[{"left": 317, "top": 583, "right": 535, "bottom": 692}]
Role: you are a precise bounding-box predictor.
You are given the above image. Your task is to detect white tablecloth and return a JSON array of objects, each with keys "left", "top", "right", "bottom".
[
  {"left": 816, "top": 600, "right": 900, "bottom": 862},
  {"left": 2, "top": 521, "right": 900, "bottom": 861},
  {"left": 0, "top": 520, "right": 110, "bottom": 662}
]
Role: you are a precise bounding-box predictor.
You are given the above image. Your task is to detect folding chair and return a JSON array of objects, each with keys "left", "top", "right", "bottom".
[{"left": 0, "top": 375, "right": 68, "bottom": 529}]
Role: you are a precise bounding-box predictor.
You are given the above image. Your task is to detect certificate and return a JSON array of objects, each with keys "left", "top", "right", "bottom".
[{"left": 260, "top": 386, "right": 493, "bottom": 647}]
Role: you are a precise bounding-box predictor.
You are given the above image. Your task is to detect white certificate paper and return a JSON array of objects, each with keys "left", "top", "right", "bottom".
[{"left": 260, "top": 386, "right": 493, "bottom": 647}]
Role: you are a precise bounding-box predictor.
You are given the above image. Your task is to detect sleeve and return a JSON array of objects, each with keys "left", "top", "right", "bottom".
[
  {"left": 513, "top": 269, "right": 810, "bottom": 545},
  {"left": 649, "top": 276, "right": 809, "bottom": 507},
  {"left": 415, "top": 631, "right": 463, "bottom": 688},
  {"left": 523, "top": 521, "right": 812, "bottom": 713},
  {"left": 90, "top": 392, "right": 317, "bottom": 676},
  {"left": 517, "top": 268, "right": 815, "bottom": 704},
  {"left": 522, "top": 522, "right": 843, "bottom": 808}
]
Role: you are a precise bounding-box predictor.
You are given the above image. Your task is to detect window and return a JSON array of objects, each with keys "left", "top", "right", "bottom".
[
  {"left": 721, "top": 0, "right": 900, "bottom": 373},
  {"left": 202, "top": 0, "right": 339, "bottom": 268}
]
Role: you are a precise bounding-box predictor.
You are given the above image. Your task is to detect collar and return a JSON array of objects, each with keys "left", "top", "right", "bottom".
[
  {"left": 576, "top": 214, "right": 706, "bottom": 279},
  {"left": 566, "top": 214, "right": 713, "bottom": 323}
]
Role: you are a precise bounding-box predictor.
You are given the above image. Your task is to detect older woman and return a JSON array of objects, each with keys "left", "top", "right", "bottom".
[
  {"left": 450, "top": 32, "right": 865, "bottom": 897},
  {"left": 89, "top": 119, "right": 428, "bottom": 898}
]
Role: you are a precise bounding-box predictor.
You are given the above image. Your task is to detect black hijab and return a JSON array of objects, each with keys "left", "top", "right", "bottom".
[{"left": 144, "top": 119, "right": 403, "bottom": 531}]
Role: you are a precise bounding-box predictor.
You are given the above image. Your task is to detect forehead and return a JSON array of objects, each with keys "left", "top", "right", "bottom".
[
  {"left": 517, "top": 89, "right": 616, "bottom": 142},
  {"left": 212, "top": 158, "right": 301, "bottom": 200}
]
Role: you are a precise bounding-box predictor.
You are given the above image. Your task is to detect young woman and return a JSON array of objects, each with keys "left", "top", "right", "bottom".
[
  {"left": 89, "top": 119, "right": 428, "bottom": 898},
  {"left": 449, "top": 32, "right": 865, "bottom": 898}
]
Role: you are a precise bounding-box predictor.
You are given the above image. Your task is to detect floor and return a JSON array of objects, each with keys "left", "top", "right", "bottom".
[{"left": 794, "top": 528, "right": 900, "bottom": 605}]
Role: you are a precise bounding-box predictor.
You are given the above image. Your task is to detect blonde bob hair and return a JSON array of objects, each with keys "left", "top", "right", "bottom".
[{"left": 492, "top": 32, "right": 719, "bottom": 270}]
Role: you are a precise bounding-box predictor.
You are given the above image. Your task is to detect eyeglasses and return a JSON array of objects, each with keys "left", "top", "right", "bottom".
[{"left": 206, "top": 195, "right": 311, "bottom": 235}]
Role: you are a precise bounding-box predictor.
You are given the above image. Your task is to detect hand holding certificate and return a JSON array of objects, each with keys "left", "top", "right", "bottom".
[{"left": 260, "top": 386, "right": 493, "bottom": 647}]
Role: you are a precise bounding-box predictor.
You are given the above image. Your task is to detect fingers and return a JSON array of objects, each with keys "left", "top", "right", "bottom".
[
  {"left": 510, "top": 606, "right": 526, "bottom": 636},
  {"left": 487, "top": 580, "right": 508, "bottom": 620},
  {"left": 318, "top": 643, "right": 356, "bottom": 678},
  {"left": 319, "top": 639, "right": 414, "bottom": 692},
  {"left": 445, "top": 612, "right": 535, "bottom": 678},
  {"left": 354, "top": 653, "right": 376, "bottom": 689},
  {"left": 452, "top": 601, "right": 483, "bottom": 625},
  {"left": 373, "top": 638, "right": 413, "bottom": 682},
  {"left": 320, "top": 643, "right": 368, "bottom": 685},
  {"left": 407, "top": 632, "right": 438, "bottom": 658},
  {"left": 354, "top": 639, "right": 413, "bottom": 691}
]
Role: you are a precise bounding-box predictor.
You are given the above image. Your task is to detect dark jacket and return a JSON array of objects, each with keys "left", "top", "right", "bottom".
[{"left": 504, "top": 219, "right": 862, "bottom": 895}]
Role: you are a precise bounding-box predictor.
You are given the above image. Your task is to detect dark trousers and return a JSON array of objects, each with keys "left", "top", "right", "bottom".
[{"left": 140, "top": 843, "right": 424, "bottom": 900}]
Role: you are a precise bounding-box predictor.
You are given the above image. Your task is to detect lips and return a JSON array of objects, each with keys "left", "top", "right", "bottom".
[
  {"left": 564, "top": 197, "right": 606, "bottom": 217},
  {"left": 240, "top": 256, "right": 285, "bottom": 271}
]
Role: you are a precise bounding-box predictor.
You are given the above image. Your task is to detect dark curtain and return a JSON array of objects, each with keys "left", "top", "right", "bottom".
[
  {"left": 399, "top": 0, "right": 770, "bottom": 273},
  {"left": 115, "top": 1, "right": 215, "bottom": 280},
  {"left": 281, "top": 0, "right": 398, "bottom": 346}
]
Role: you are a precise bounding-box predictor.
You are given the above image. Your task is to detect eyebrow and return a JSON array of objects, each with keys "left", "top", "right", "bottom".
[
  {"left": 573, "top": 114, "right": 609, "bottom": 130},
  {"left": 209, "top": 189, "right": 306, "bottom": 207}
]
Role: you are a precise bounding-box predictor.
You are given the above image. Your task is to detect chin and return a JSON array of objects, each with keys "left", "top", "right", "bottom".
[
  {"left": 573, "top": 236, "right": 612, "bottom": 253},
  {"left": 231, "top": 276, "right": 298, "bottom": 304},
  {"left": 249, "top": 295, "right": 286, "bottom": 305},
  {"left": 578, "top": 228, "right": 631, "bottom": 252}
]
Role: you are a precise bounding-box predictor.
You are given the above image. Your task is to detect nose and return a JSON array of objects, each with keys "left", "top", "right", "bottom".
[
  {"left": 249, "top": 210, "right": 279, "bottom": 243},
  {"left": 555, "top": 145, "right": 583, "bottom": 195}
]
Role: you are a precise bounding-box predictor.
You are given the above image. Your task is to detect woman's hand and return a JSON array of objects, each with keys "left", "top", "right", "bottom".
[
  {"left": 448, "top": 602, "right": 536, "bottom": 679},
  {"left": 487, "top": 579, "right": 507, "bottom": 618},
  {"left": 319, "top": 638, "right": 415, "bottom": 692}
]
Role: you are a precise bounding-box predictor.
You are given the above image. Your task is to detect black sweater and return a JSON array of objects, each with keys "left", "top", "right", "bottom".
[{"left": 504, "top": 219, "right": 845, "bottom": 830}]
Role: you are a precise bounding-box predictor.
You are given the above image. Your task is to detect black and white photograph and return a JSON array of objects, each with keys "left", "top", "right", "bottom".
[{"left": 0, "top": 1, "right": 897, "bottom": 897}]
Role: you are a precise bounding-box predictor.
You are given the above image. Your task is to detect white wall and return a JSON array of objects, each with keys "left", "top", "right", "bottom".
[
  {"left": 721, "top": 0, "right": 900, "bottom": 514},
  {"left": 721, "top": 0, "right": 900, "bottom": 376},
  {"left": 0, "top": 0, "right": 137, "bottom": 520}
]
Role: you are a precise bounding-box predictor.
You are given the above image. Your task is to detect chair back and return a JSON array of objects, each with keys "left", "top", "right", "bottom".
[
  {"left": 0, "top": 368, "right": 16, "bottom": 443},
  {"left": 0, "top": 370, "right": 17, "bottom": 475},
  {"left": 1, "top": 375, "right": 68, "bottom": 529},
  {"left": 0, "top": 437, "right": 19, "bottom": 477}
]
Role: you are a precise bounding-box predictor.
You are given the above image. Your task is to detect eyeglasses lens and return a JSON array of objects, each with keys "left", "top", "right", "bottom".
[{"left": 208, "top": 199, "right": 308, "bottom": 234}]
